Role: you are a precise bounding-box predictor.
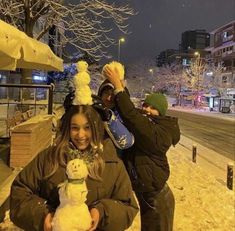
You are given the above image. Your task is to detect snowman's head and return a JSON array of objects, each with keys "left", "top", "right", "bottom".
[
  {"left": 76, "top": 60, "right": 88, "bottom": 72},
  {"left": 66, "top": 158, "right": 89, "bottom": 180}
]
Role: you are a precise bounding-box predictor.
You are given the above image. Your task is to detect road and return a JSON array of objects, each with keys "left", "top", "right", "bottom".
[{"left": 167, "top": 109, "right": 235, "bottom": 160}]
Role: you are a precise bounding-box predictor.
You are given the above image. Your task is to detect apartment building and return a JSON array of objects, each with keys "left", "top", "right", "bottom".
[
  {"left": 205, "top": 20, "right": 235, "bottom": 112},
  {"left": 207, "top": 20, "right": 235, "bottom": 89}
]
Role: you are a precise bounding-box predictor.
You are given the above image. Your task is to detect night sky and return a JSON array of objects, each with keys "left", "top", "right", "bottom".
[{"left": 67, "top": 0, "right": 235, "bottom": 64}]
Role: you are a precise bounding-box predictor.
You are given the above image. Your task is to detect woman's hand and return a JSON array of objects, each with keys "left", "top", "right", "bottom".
[
  {"left": 87, "top": 208, "right": 100, "bottom": 231},
  {"left": 44, "top": 212, "right": 54, "bottom": 231}
]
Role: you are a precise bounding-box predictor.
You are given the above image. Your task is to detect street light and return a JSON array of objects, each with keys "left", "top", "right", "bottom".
[
  {"left": 194, "top": 51, "right": 200, "bottom": 57},
  {"left": 118, "top": 37, "right": 125, "bottom": 61},
  {"left": 149, "top": 68, "right": 153, "bottom": 77},
  {"left": 194, "top": 51, "right": 200, "bottom": 107}
]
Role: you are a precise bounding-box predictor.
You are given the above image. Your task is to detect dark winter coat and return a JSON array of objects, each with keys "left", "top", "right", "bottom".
[
  {"left": 10, "top": 138, "right": 138, "bottom": 231},
  {"left": 114, "top": 91, "right": 180, "bottom": 193}
]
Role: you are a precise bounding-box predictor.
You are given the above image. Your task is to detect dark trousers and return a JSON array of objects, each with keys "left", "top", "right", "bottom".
[{"left": 136, "top": 184, "right": 175, "bottom": 231}]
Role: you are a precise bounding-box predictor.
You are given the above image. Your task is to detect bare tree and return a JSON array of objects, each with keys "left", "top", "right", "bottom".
[
  {"left": 204, "top": 62, "right": 224, "bottom": 90},
  {"left": 125, "top": 58, "right": 157, "bottom": 96},
  {"left": 0, "top": 0, "right": 135, "bottom": 82},
  {"left": 184, "top": 57, "right": 207, "bottom": 96},
  {"left": 183, "top": 58, "right": 223, "bottom": 106},
  {"left": 126, "top": 60, "right": 188, "bottom": 98},
  {"left": 157, "top": 64, "right": 191, "bottom": 105}
]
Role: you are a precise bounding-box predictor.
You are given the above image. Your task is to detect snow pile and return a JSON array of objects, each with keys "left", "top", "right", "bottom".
[{"left": 168, "top": 145, "right": 235, "bottom": 231}]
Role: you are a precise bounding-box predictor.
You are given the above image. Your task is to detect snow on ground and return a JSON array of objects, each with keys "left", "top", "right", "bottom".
[
  {"left": 169, "top": 105, "right": 235, "bottom": 121},
  {"left": 168, "top": 142, "right": 234, "bottom": 231},
  {"left": 0, "top": 138, "right": 234, "bottom": 231}
]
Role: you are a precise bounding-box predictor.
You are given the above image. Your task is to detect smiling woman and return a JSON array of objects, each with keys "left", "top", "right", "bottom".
[
  {"left": 70, "top": 113, "right": 92, "bottom": 151},
  {"left": 10, "top": 104, "right": 139, "bottom": 231}
]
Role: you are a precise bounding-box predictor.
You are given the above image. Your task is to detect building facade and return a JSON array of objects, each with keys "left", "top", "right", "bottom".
[
  {"left": 181, "top": 30, "right": 210, "bottom": 53},
  {"left": 157, "top": 30, "right": 210, "bottom": 67},
  {"left": 205, "top": 20, "right": 235, "bottom": 112},
  {"left": 156, "top": 49, "right": 179, "bottom": 67},
  {"left": 207, "top": 20, "right": 235, "bottom": 89}
]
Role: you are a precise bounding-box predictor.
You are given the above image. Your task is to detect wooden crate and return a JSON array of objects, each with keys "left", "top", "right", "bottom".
[{"left": 10, "top": 115, "right": 53, "bottom": 168}]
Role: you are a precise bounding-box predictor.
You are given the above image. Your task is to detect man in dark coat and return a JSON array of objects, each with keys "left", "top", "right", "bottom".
[
  {"left": 96, "top": 79, "right": 134, "bottom": 153},
  {"left": 103, "top": 65, "right": 180, "bottom": 231}
]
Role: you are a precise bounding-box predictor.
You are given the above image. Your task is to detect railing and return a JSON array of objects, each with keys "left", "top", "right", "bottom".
[
  {"left": 0, "top": 83, "right": 54, "bottom": 137},
  {"left": 53, "top": 90, "right": 69, "bottom": 105}
]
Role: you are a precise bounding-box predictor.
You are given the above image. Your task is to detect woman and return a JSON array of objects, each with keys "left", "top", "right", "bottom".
[{"left": 10, "top": 105, "right": 139, "bottom": 231}]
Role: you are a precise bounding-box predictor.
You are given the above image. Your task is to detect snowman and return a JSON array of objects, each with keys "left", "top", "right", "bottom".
[
  {"left": 52, "top": 158, "right": 92, "bottom": 231},
  {"left": 73, "top": 60, "right": 93, "bottom": 105}
]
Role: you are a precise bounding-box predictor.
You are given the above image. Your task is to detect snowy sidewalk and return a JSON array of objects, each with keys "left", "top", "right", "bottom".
[
  {"left": 168, "top": 137, "right": 234, "bottom": 231},
  {"left": 0, "top": 135, "right": 234, "bottom": 230}
]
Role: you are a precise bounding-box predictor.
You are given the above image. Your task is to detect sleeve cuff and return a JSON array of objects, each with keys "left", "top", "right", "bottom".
[
  {"left": 93, "top": 203, "right": 105, "bottom": 223},
  {"left": 114, "top": 88, "right": 124, "bottom": 95}
]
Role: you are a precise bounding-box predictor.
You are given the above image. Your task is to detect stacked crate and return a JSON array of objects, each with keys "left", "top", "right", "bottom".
[{"left": 10, "top": 115, "right": 53, "bottom": 168}]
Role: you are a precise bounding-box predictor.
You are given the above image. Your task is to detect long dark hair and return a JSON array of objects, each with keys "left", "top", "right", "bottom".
[{"left": 47, "top": 105, "right": 105, "bottom": 180}]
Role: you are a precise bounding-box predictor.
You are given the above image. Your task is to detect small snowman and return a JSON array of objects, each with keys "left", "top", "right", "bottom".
[
  {"left": 73, "top": 60, "right": 93, "bottom": 105},
  {"left": 52, "top": 158, "right": 92, "bottom": 231}
]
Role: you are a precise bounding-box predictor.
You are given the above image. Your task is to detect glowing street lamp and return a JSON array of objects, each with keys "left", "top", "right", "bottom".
[
  {"left": 149, "top": 68, "right": 154, "bottom": 78},
  {"left": 151, "top": 85, "right": 155, "bottom": 92},
  {"left": 118, "top": 37, "right": 125, "bottom": 61},
  {"left": 194, "top": 51, "right": 200, "bottom": 58},
  {"left": 194, "top": 51, "right": 201, "bottom": 107}
]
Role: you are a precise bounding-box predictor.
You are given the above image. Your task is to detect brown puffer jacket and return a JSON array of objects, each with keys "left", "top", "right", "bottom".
[{"left": 10, "top": 138, "right": 138, "bottom": 231}]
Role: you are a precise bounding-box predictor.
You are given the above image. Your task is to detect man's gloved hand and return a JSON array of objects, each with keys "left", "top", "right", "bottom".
[{"left": 92, "top": 95, "right": 112, "bottom": 121}]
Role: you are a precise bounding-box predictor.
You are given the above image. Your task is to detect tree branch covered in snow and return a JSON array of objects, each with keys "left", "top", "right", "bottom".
[
  {"left": 125, "top": 57, "right": 224, "bottom": 102},
  {"left": 205, "top": 62, "right": 224, "bottom": 89},
  {"left": 156, "top": 64, "right": 191, "bottom": 103},
  {"left": 183, "top": 58, "right": 207, "bottom": 93},
  {"left": 125, "top": 58, "right": 157, "bottom": 96},
  {"left": 183, "top": 58, "right": 224, "bottom": 93},
  {"left": 0, "top": 0, "right": 135, "bottom": 60}
]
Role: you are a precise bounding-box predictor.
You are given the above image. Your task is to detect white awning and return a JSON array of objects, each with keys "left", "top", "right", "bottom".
[{"left": 0, "top": 20, "right": 64, "bottom": 72}]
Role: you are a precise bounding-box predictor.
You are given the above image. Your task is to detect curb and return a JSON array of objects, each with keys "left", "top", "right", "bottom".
[{"left": 176, "top": 135, "right": 234, "bottom": 187}]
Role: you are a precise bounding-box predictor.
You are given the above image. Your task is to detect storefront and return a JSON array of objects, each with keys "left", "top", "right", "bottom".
[
  {"left": 219, "top": 98, "right": 235, "bottom": 113},
  {"left": 218, "top": 88, "right": 235, "bottom": 113}
]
